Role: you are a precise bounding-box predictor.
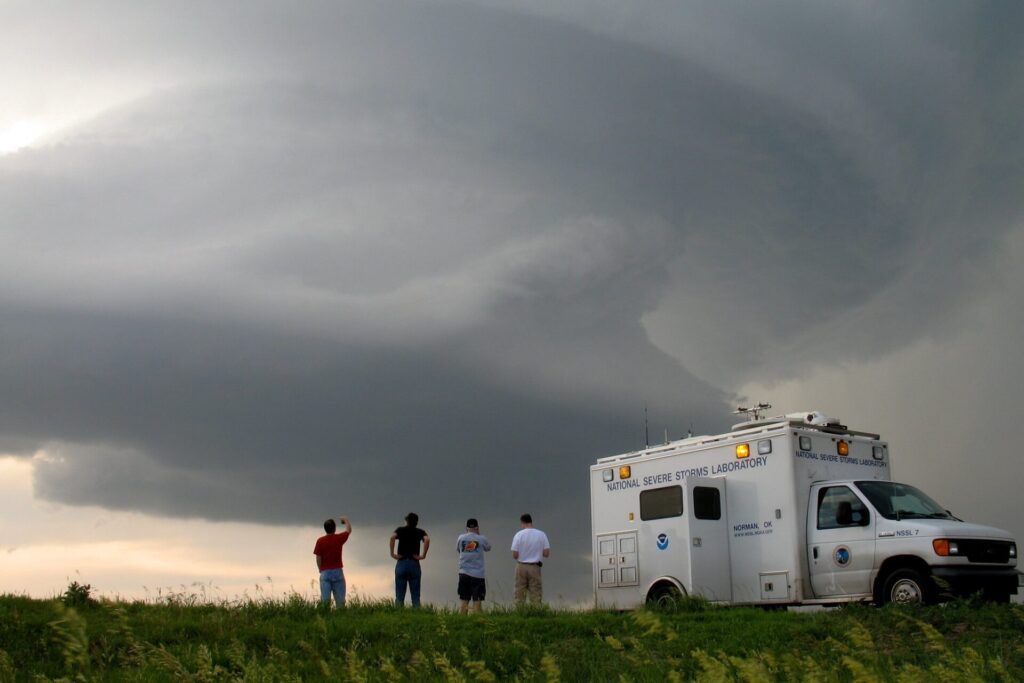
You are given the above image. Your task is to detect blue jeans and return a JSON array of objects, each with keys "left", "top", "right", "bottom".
[
  {"left": 320, "top": 568, "right": 346, "bottom": 606},
  {"left": 395, "top": 559, "right": 422, "bottom": 607}
]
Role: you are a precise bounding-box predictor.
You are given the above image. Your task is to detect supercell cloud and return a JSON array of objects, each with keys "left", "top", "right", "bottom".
[{"left": 2, "top": 1, "right": 1023, "bottom": 593}]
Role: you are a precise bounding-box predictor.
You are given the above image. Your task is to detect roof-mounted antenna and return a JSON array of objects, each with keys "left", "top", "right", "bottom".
[
  {"left": 687, "top": 423, "right": 694, "bottom": 438},
  {"left": 733, "top": 402, "right": 772, "bottom": 422},
  {"left": 644, "top": 404, "right": 650, "bottom": 448}
]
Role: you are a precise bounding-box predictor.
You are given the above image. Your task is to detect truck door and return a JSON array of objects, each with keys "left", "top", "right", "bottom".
[
  {"left": 806, "top": 483, "right": 876, "bottom": 598},
  {"left": 686, "top": 477, "right": 732, "bottom": 602}
]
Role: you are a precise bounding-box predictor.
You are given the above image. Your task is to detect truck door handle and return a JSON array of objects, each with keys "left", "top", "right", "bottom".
[{"left": 812, "top": 547, "right": 819, "bottom": 559}]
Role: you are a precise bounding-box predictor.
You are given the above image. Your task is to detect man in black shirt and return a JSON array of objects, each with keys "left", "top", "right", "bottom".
[{"left": 389, "top": 512, "right": 430, "bottom": 607}]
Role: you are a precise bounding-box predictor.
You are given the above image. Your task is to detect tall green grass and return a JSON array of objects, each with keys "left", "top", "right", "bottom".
[{"left": 1, "top": 593, "right": 1022, "bottom": 680}]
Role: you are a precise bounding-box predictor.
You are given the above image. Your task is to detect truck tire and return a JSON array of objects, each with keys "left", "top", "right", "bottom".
[
  {"left": 881, "top": 568, "right": 932, "bottom": 605},
  {"left": 647, "top": 583, "right": 683, "bottom": 608}
]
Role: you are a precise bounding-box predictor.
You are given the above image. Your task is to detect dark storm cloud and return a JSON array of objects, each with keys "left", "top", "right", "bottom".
[
  {"left": 617, "top": 1, "right": 1024, "bottom": 384},
  {"left": 2, "top": 0, "right": 1023, "bottom": 589},
  {"left": 0, "top": 3, "right": 732, "bottom": 541},
  {"left": 8, "top": 306, "right": 708, "bottom": 520}
]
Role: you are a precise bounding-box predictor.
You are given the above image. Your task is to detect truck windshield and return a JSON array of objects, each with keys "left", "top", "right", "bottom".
[{"left": 854, "top": 481, "right": 954, "bottom": 521}]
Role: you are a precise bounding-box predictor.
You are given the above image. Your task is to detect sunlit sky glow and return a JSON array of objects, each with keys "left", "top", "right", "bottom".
[
  {"left": 0, "top": 120, "right": 46, "bottom": 155},
  {"left": 0, "top": 456, "right": 395, "bottom": 602}
]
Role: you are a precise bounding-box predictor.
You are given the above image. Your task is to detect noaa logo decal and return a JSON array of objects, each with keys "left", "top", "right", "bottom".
[
  {"left": 834, "top": 546, "right": 852, "bottom": 567},
  {"left": 656, "top": 533, "right": 669, "bottom": 550}
]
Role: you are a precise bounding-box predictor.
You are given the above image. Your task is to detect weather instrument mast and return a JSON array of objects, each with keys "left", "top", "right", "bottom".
[{"left": 733, "top": 402, "right": 772, "bottom": 422}]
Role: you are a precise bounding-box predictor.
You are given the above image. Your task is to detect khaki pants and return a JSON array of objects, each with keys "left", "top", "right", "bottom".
[{"left": 514, "top": 563, "right": 543, "bottom": 604}]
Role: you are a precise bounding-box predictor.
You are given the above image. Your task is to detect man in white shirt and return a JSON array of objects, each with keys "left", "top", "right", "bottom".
[{"left": 510, "top": 513, "right": 550, "bottom": 604}]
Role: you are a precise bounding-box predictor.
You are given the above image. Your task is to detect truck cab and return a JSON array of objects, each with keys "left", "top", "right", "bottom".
[{"left": 807, "top": 479, "right": 1019, "bottom": 604}]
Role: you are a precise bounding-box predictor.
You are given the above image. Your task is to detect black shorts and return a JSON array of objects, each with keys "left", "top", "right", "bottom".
[{"left": 458, "top": 574, "right": 486, "bottom": 601}]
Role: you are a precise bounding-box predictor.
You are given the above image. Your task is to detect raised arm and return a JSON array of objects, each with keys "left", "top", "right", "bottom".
[{"left": 340, "top": 516, "right": 352, "bottom": 534}]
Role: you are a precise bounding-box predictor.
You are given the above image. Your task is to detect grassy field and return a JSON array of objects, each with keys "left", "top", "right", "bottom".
[{"left": 1, "top": 591, "right": 1023, "bottom": 681}]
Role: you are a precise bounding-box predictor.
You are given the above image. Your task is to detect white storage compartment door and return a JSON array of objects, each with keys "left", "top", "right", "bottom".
[
  {"left": 596, "top": 533, "right": 619, "bottom": 588},
  {"left": 595, "top": 531, "right": 639, "bottom": 588},
  {"left": 616, "top": 532, "right": 639, "bottom": 586}
]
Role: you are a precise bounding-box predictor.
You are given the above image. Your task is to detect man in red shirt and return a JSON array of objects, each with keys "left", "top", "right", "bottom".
[{"left": 314, "top": 516, "right": 352, "bottom": 607}]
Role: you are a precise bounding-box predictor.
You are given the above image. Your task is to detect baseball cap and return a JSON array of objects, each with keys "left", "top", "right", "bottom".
[{"left": 466, "top": 518, "right": 479, "bottom": 528}]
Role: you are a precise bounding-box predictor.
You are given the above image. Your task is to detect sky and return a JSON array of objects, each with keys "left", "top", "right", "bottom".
[{"left": 1, "top": 1, "right": 1023, "bottom": 606}]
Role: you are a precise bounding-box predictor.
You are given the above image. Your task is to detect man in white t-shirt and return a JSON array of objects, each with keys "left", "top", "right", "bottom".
[{"left": 510, "top": 513, "right": 550, "bottom": 604}]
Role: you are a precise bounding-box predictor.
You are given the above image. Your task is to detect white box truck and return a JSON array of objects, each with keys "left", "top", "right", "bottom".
[{"left": 590, "top": 410, "right": 1021, "bottom": 608}]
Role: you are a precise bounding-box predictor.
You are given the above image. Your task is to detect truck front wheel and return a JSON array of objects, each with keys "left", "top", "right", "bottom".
[{"left": 881, "top": 568, "right": 933, "bottom": 605}]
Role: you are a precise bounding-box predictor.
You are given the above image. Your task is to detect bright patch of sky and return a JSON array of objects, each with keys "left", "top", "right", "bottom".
[
  {"left": 0, "top": 456, "right": 394, "bottom": 602},
  {"left": 0, "top": 120, "right": 47, "bottom": 155}
]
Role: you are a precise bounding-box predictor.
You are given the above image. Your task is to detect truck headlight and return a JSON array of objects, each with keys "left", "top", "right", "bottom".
[
  {"left": 1011, "top": 543, "right": 1017, "bottom": 559},
  {"left": 933, "top": 539, "right": 960, "bottom": 556}
]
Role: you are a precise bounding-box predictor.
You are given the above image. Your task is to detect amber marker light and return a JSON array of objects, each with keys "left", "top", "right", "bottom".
[
  {"left": 619, "top": 465, "right": 632, "bottom": 479},
  {"left": 837, "top": 440, "right": 850, "bottom": 456},
  {"left": 736, "top": 443, "right": 750, "bottom": 459},
  {"left": 933, "top": 539, "right": 958, "bottom": 556}
]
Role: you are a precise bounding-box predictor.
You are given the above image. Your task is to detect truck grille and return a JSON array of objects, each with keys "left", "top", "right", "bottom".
[{"left": 955, "top": 539, "right": 1012, "bottom": 563}]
